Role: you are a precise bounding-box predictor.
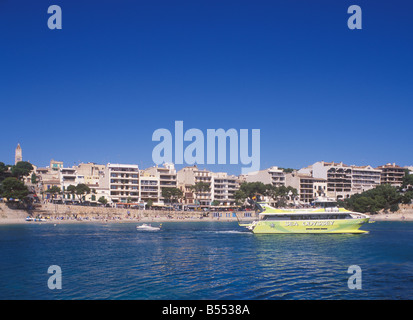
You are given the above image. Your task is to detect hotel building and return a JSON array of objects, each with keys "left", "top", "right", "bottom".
[
  {"left": 138, "top": 172, "right": 160, "bottom": 204},
  {"left": 285, "top": 171, "right": 327, "bottom": 203},
  {"left": 100, "top": 163, "right": 140, "bottom": 204},
  {"left": 240, "top": 166, "right": 286, "bottom": 188},
  {"left": 210, "top": 172, "right": 239, "bottom": 206},
  {"left": 300, "top": 161, "right": 384, "bottom": 199},
  {"left": 177, "top": 166, "right": 240, "bottom": 207},
  {"left": 300, "top": 161, "right": 353, "bottom": 200},
  {"left": 351, "top": 165, "right": 381, "bottom": 194},
  {"left": 377, "top": 163, "right": 405, "bottom": 187},
  {"left": 177, "top": 166, "right": 212, "bottom": 208},
  {"left": 144, "top": 163, "right": 177, "bottom": 204}
]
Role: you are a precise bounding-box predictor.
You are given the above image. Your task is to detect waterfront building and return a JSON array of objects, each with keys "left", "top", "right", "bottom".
[
  {"left": 15, "top": 143, "right": 22, "bottom": 165},
  {"left": 59, "top": 167, "right": 78, "bottom": 194},
  {"left": 144, "top": 163, "right": 177, "bottom": 205},
  {"left": 100, "top": 163, "right": 140, "bottom": 204},
  {"left": 180, "top": 184, "right": 196, "bottom": 206},
  {"left": 285, "top": 171, "right": 327, "bottom": 203},
  {"left": 177, "top": 166, "right": 212, "bottom": 208},
  {"left": 300, "top": 161, "right": 385, "bottom": 199},
  {"left": 75, "top": 162, "right": 106, "bottom": 188},
  {"left": 299, "top": 161, "right": 352, "bottom": 200},
  {"left": 351, "top": 165, "right": 381, "bottom": 193},
  {"left": 139, "top": 171, "right": 160, "bottom": 204},
  {"left": 36, "top": 167, "right": 61, "bottom": 199},
  {"left": 210, "top": 172, "right": 239, "bottom": 206},
  {"left": 240, "top": 166, "right": 286, "bottom": 188},
  {"left": 177, "top": 166, "right": 240, "bottom": 208},
  {"left": 377, "top": 163, "right": 405, "bottom": 187}
]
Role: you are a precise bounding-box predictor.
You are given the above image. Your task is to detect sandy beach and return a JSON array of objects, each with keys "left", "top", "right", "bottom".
[
  {"left": 2, "top": 202, "right": 413, "bottom": 225},
  {"left": 1, "top": 207, "right": 413, "bottom": 225},
  {"left": 370, "top": 211, "right": 413, "bottom": 221},
  {"left": 0, "top": 213, "right": 251, "bottom": 225},
  {"left": 0, "top": 203, "right": 253, "bottom": 225}
]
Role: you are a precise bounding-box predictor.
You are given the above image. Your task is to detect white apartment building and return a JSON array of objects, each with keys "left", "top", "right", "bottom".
[
  {"left": 59, "top": 167, "right": 83, "bottom": 196},
  {"left": 300, "top": 161, "right": 382, "bottom": 200},
  {"left": 285, "top": 171, "right": 327, "bottom": 203},
  {"left": 210, "top": 172, "right": 239, "bottom": 206},
  {"left": 177, "top": 166, "right": 240, "bottom": 207},
  {"left": 144, "top": 163, "right": 177, "bottom": 204},
  {"left": 351, "top": 165, "right": 381, "bottom": 194},
  {"left": 241, "top": 166, "right": 286, "bottom": 187},
  {"left": 100, "top": 163, "right": 140, "bottom": 203},
  {"left": 139, "top": 172, "right": 160, "bottom": 204},
  {"left": 377, "top": 163, "right": 405, "bottom": 187},
  {"left": 300, "top": 161, "right": 352, "bottom": 199}
]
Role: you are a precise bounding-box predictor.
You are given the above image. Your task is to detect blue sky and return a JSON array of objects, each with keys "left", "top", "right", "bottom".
[{"left": 0, "top": 0, "right": 412, "bottom": 174}]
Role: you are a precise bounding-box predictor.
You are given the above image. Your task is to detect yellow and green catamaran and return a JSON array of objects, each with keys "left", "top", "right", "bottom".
[{"left": 239, "top": 198, "right": 370, "bottom": 234}]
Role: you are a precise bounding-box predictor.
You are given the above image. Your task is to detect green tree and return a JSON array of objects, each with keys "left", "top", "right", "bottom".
[
  {"left": 98, "top": 196, "right": 108, "bottom": 205},
  {"left": 238, "top": 182, "right": 268, "bottom": 200},
  {"left": 75, "top": 184, "right": 91, "bottom": 203},
  {"left": 0, "top": 177, "right": 29, "bottom": 201},
  {"left": 343, "top": 184, "right": 403, "bottom": 213},
  {"left": 237, "top": 182, "right": 297, "bottom": 207},
  {"left": 401, "top": 191, "right": 413, "bottom": 204},
  {"left": 234, "top": 189, "right": 247, "bottom": 205},
  {"left": 402, "top": 173, "right": 413, "bottom": 189},
  {"left": 0, "top": 162, "right": 11, "bottom": 183},
  {"left": 31, "top": 173, "right": 38, "bottom": 184},
  {"left": 46, "top": 186, "right": 61, "bottom": 201},
  {"left": 66, "top": 185, "right": 76, "bottom": 200},
  {"left": 211, "top": 200, "right": 220, "bottom": 206},
  {"left": 66, "top": 184, "right": 90, "bottom": 203},
  {"left": 11, "top": 161, "right": 33, "bottom": 180},
  {"left": 162, "top": 187, "right": 184, "bottom": 206}
]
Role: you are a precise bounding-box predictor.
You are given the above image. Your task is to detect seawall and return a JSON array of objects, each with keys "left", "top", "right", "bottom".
[{"left": 0, "top": 202, "right": 254, "bottom": 224}]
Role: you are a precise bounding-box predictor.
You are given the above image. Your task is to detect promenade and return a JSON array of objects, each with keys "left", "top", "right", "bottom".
[
  {"left": 2, "top": 203, "right": 413, "bottom": 225},
  {"left": 0, "top": 203, "right": 255, "bottom": 224}
]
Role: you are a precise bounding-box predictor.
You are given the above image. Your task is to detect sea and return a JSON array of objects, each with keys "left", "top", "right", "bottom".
[{"left": 0, "top": 221, "right": 412, "bottom": 300}]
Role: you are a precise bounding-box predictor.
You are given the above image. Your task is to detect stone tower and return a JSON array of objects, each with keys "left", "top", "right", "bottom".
[{"left": 15, "top": 143, "right": 22, "bottom": 165}]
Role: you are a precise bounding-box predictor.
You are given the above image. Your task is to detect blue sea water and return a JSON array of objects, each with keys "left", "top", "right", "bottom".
[{"left": 0, "top": 221, "right": 412, "bottom": 300}]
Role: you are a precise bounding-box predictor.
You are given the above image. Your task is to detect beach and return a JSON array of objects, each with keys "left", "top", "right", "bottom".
[
  {"left": 0, "top": 203, "right": 253, "bottom": 224},
  {"left": 370, "top": 210, "right": 413, "bottom": 221},
  {"left": 1, "top": 202, "right": 413, "bottom": 224}
]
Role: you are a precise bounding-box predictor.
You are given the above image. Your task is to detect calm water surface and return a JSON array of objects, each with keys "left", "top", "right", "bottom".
[{"left": 0, "top": 221, "right": 412, "bottom": 299}]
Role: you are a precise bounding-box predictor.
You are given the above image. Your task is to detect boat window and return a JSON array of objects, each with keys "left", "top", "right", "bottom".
[
  {"left": 262, "top": 215, "right": 291, "bottom": 220},
  {"left": 314, "top": 201, "right": 338, "bottom": 208},
  {"left": 261, "top": 213, "right": 353, "bottom": 220}
]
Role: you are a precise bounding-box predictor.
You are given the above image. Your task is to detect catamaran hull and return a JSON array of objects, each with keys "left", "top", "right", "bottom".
[{"left": 247, "top": 218, "right": 369, "bottom": 234}]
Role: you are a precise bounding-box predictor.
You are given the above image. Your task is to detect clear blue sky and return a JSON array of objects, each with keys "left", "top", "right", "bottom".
[{"left": 1, "top": 0, "right": 412, "bottom": 174}]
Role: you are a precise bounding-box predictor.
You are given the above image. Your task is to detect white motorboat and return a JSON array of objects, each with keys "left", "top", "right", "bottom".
[{"left": 136, "top": 223, "right": 162, "bottom": 231}]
